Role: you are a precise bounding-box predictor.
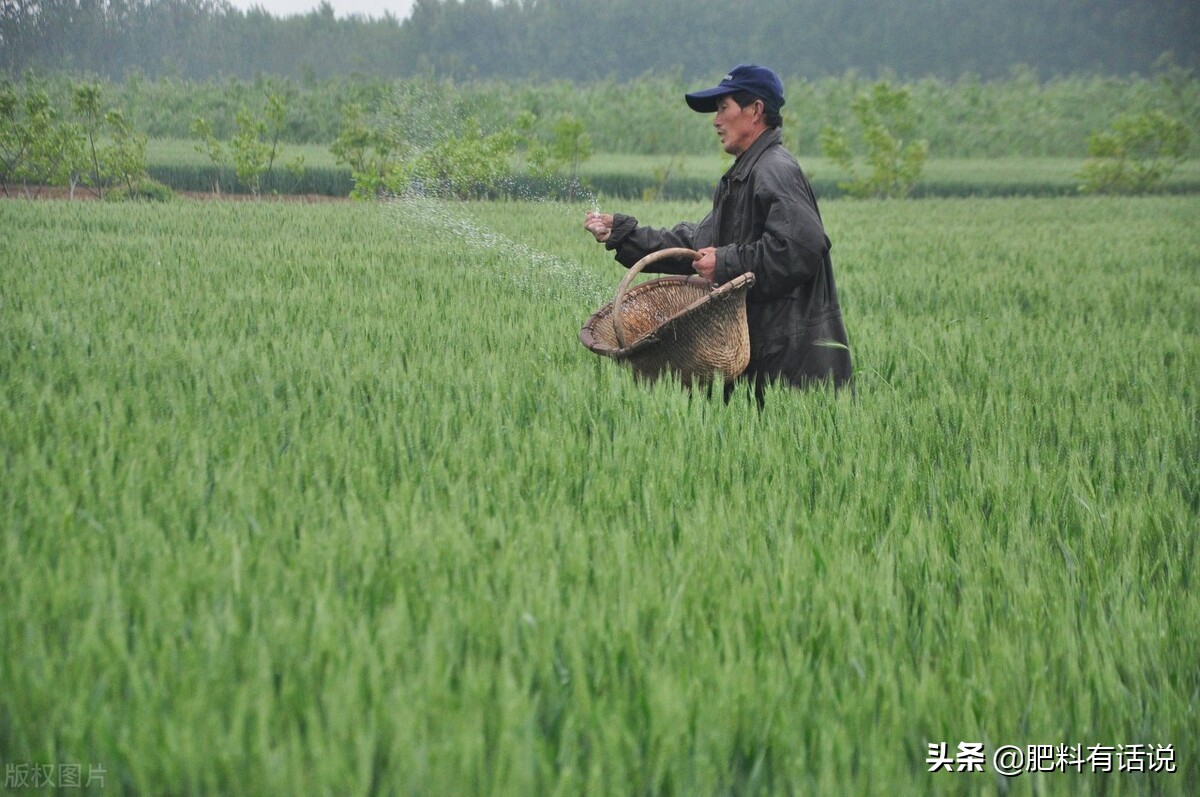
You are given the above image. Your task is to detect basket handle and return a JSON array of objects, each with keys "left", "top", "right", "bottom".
[{"left": 613, "top": 247, "right": 700, "bottom": 348}]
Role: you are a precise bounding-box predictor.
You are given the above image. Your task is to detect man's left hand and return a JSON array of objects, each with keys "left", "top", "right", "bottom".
[{"left": 693, "top": 247, "right": 718, "bottom": 281}]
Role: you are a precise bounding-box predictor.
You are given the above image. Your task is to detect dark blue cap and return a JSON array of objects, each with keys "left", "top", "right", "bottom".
[{"left": 685, "top": 64, "right": 785, "bottom": 113}]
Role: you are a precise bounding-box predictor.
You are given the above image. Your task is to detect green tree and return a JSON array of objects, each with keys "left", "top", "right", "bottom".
[
  {"left": 222, "top": 91, "right": 303, "bottom": 196},
  {"left": 512, "top": 110, "right": 552, "bottom": 178},
  {"left": 191, "top": 116, "right": 229, "bottom": 195},
  {"left": 230, "top": 108, "right": 271, "bottom": 196},
  {"left": 330, "top": 102, "right": 397, "bottom": 199},
  {"left": 367, "top": 78, "right": 521, "bottom": 200},
  {"left": 1, "top": 81, "right": 82, "bottom": 197},
  {"left": 507, "top": 109, "right": 595, "bottom": 199},
  {"left": 549, "top": 112, "right": 592, "bottom": 186},
  {"left": 820, "top": 81, "right": 928, "bottom": 199},
  {"left": 0, "top": 83, "right": 36, "bottom": 194},
  {"left": 99, "top": 109, "right": 147, "bottom": 197},
  {"left": 72, "top": 81, "right": 147, "bottom": 198},
  {"left": 385, "top": 115, "right": 516, "bottom": 199},
  {"left": 72, "top": 82, "right": 109, "bottom": 198},
  {"left": 1076, "top": 110, "right": 1192, "bottom": 194}
]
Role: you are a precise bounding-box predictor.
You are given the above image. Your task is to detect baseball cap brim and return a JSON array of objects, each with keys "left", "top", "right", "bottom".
[{"left": 684, "top": 87, "right": 732, "bottom": 113}]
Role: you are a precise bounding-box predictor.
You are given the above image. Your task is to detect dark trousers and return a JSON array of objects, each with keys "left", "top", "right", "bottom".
[{"left": 722, "top": 340, "right": 853, "bottom": 406}]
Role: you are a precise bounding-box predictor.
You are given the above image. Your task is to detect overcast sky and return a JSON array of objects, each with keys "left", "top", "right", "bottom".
[{"left": 224, "top": 0, "right": 417, "bottom": 21}]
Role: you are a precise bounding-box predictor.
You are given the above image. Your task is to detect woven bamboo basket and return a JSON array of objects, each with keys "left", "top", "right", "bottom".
[{"left": 579, "top": 247, "right": 755, "bottom": 386}]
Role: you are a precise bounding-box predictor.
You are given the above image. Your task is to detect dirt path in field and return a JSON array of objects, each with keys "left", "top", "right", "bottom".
[{"left": 1, "top": 185, "right": 349, "bottom": 203}]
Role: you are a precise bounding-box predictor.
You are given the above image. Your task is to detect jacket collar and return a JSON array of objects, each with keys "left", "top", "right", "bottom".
[{"left": 726, "top": 128, "right": 781, "bottom": 182}]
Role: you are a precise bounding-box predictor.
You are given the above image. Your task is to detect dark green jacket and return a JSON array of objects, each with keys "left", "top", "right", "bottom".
[{"left": 606, "top": 128, "right": 852, "bottom": 388}]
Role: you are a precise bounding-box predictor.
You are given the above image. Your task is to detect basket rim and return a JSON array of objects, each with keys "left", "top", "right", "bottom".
[{"left": 579, "top": 271, "right": 755, "bottom": 357}]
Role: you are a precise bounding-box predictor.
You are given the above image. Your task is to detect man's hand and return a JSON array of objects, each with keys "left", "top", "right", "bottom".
[
  {"left": 693, "top": 247, "right": 718, "bottom": 281},
  {"left": 584, "top": 212, "right": 614, "bottom": 243}
]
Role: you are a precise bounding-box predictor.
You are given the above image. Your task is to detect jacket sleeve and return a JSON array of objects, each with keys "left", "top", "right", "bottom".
[
  {"left": 606, "top": 213, "right": 711, "bottom": 274},
  {"left": 713, "top": 160, "right": 829, "bottom": 297}
]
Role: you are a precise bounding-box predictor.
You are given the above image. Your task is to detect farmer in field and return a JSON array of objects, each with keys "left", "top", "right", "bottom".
[{"left": 584, "top": 64, "right": 852, "bottom": 399}]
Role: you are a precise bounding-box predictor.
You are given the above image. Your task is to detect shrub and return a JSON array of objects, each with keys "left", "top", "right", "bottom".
[
  {"left": 1076, "top": 110, "right": 1192, "bottom": 194},
  {"left": 106, "top": 177, "right": 174, "bottom": 202}
]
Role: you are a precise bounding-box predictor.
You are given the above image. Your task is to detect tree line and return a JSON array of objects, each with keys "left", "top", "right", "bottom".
[
  {"left": 9, "top": 66, "right": 1198, "bottom": 158},
  {"left": 2, "top": 0, "right": 1197, "bottom": 83},
  {"left": 6, "top": 71, "right": 1195, "bottom": 200}
]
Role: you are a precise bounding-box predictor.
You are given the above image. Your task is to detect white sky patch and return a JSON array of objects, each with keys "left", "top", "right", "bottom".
[{"left": 223, "top": 0, "right": 416, "bottom": 21}]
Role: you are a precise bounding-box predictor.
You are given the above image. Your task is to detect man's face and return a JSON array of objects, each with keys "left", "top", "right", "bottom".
[{"left": 713, "top": 95, "right": 762, "bottom": 156}]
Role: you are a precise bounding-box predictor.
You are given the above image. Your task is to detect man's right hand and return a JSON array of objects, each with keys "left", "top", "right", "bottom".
[{"left": 584, "top": 212, "right": 614, "bottom": 243}]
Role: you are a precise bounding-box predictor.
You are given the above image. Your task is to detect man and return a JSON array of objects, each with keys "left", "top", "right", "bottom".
[{"left": 584, "top": 64, "right": 852, "bottom": 400}]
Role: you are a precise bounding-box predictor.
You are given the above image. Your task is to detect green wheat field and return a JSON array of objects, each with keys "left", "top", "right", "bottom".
[{"left": 2, "top": 193, "right": 1197, "bottom": 795}]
